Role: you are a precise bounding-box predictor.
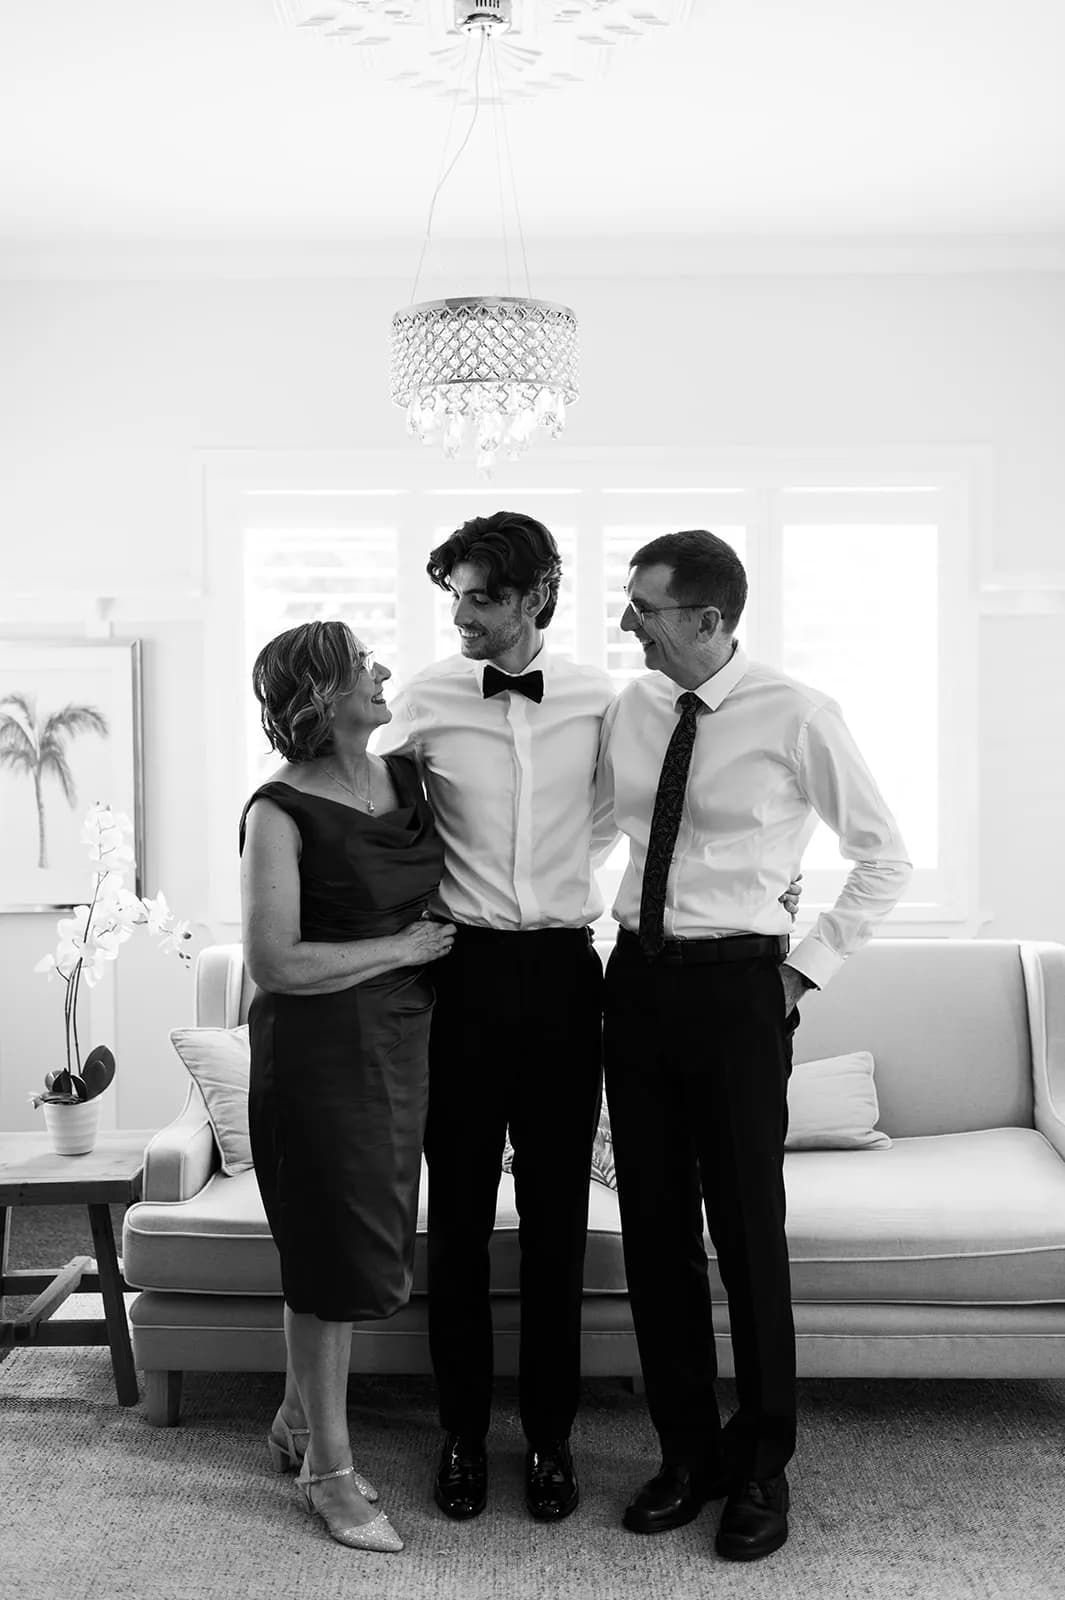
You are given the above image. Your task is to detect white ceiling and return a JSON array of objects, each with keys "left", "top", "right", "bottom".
[{"left": 2, "top": 0, "right": 1064, "bottom": 273}]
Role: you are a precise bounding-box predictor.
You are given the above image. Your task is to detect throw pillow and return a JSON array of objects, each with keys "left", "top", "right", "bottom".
[
  {"left": 169, "top": 1024, "right": 252, "bottom": 1176},
  {"left": 501, "top": 1099, "right": 618, "bottom": 1190},
  {"left": 785, "top": 1050, "right": 891, "bottom": 1150},
  {"left": 591, "top": 1097, "right": 616, "bottom": 1189}
]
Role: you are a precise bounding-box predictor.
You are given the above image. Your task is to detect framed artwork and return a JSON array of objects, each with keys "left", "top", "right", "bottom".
[{"left": 0, "top": 640, "right": 144, "bottom": 911}]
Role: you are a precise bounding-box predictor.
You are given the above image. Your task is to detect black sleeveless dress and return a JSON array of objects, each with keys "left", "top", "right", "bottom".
[{"left": 238, "top": 758, "right": 445, "bottom": 1323}]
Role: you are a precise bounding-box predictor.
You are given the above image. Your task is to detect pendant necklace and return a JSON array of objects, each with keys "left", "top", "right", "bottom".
[{"left": 325, "top": 759, "right": 375, "bottom": 814}]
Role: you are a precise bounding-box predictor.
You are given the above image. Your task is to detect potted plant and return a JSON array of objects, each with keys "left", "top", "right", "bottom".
[{"left": 32, "top": 803, "right": 191, "bottom": 1154}]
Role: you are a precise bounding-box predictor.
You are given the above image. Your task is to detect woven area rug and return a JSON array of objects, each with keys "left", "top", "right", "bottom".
[{"left": 2, "top": 1305, "right": 1064, "bottom": 1600}]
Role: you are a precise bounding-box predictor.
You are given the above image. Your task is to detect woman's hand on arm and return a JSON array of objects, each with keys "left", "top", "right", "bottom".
[
  {"left": 390, "top": 915, "right": 456, "bottom": 969},
  {"left": 240, "top": 800, "right": 455, "bottom": 994}
]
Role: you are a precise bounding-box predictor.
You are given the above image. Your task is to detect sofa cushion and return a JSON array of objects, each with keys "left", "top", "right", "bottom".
[
  {"left": 168, "top": 1025, "right": 252, "bottom": 1177},
  {"left": 779, "top": 1128, "right": 1065, "bottom": 1304},
  {"left": 785, "top": 1050, "right": 890, "bottom": 1150},
  {"left": 123, "top": 1127, "right": 1065, "bottom": 1307},
  {"left": 123, "top": 1160, "right": 631, "bottom": 1299}
]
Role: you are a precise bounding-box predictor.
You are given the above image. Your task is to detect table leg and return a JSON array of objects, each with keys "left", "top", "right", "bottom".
[
  {"left": 0, "top": 1205, "right": 9, "bottom": 1298},
  {"left": 87, "top": 1203, "right": 138, "bottom": 1406}
]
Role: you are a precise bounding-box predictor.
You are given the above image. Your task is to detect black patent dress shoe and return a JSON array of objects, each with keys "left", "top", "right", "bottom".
[
  {"left": 715, "top": 1473, "right": 790, "bottom": 1561},
  {"left": 622, "top": 1460, "right": 736, "bottom": 1535},
  {"left": 434, "top": 1432, "right": 487, "bottom": 1520},
  {"left": 525, "top": 1439, "right": 579, "bottom": 1521}
]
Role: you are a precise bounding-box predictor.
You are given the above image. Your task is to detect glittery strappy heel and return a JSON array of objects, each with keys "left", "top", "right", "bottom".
[
  {"left": 296, "top": 1459, "right": 403, "bottom": 1553},
  {"left": 267, "top": 1409, "right": 379, "bottom": 1502}
]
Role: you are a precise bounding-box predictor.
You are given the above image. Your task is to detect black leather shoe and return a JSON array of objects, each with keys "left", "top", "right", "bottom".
[
  {"left": 525, "top": 1439, "right": 579, "bottom": 1521},
  {"left": 715, "top": 1474, "right": 790, "bottom": 1561},
  {"left": 434, "top": 1432, "right": 487, "bottom": 1520},
  {"left": 622, "top": 1461, "right": 736, "bottom": 1534}
]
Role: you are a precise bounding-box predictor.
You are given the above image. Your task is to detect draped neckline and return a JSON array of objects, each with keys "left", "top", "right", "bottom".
[{"left": 265, "top": 775, "right": 415, "bottom": 823}]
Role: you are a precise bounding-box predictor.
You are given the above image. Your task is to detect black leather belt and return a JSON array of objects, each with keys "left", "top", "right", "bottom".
[
  {"left": 616, "top": 927, "right": 788, "bottom": 965},
  {"left": 453, "top": 923, "right": 592, "bottom": 942}
]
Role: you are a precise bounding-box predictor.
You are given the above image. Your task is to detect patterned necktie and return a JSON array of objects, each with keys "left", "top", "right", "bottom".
[
  {"left": 482, "top": 664, "right": 544, "bottom": 704},
  {"left": 638, "top": 691, "right": 703, "bottom": 958}
]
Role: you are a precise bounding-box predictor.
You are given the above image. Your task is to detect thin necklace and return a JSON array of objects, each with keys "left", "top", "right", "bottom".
[{"left": 324, "top": 758, "right": 375, "bottom": 814}]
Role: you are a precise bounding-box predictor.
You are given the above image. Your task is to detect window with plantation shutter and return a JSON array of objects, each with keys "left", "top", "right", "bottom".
[{"left": 205, "top": 450, "right": 975, "bottom": 933}]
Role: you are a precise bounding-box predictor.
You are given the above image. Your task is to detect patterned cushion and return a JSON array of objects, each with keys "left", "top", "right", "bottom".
[
  {"left": 591, "top": 1098, "right": 615, "bottom": 1188},
  {"left": 501, "top": 1097, "right": 617, "bottom": 1190}
]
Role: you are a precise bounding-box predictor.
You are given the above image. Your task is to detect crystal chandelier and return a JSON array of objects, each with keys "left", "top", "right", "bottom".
[
  {"left": 391, "top": 295, "right": 578, "bottom": 469},
  {"left": 389, "top": 3, "right": 578, "bottom": 474}
]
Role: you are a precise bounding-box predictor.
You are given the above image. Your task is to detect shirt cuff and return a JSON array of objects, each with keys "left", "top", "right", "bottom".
[{"left": 785, "top": 933, "right": 844, "bottom": 991}]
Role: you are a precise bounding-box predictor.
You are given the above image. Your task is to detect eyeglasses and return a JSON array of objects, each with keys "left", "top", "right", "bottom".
[
  {"left": 356, "top": 648, "right": 376, "bottom": 675},
  {"left": 622, "top": 595, "right": 713, "bottom": 622}
]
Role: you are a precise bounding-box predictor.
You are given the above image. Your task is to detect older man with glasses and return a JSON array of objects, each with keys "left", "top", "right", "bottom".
[{"left": 596, "top": 528, "right": 912, "bottom": 1563}]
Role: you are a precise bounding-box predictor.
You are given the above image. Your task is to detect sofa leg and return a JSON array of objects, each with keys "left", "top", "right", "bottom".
[{"left": 144, "top": 1370, "right": 183, "bottom": 1425}]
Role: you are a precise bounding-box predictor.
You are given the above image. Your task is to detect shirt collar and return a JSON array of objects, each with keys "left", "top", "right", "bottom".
[{"left": 679, "top": 641, "right": 748, "bottom": 713}]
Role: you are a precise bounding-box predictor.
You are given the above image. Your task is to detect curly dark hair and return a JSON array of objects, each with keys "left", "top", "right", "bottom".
[
  {"left": 426, "top": 510, "right": 562, "bottom": 628},
  {"left": 251, "top": 620, "right": 369, "bottom": 763},
  {"left": 630, "top": 529, "right": 748, "bottom": 632}
]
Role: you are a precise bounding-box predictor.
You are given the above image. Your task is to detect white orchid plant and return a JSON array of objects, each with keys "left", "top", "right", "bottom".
[{"left": 32, "top": 804, "right": 191, "bottom": 1108}]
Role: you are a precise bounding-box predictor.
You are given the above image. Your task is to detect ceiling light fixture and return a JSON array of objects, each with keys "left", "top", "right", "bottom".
[
  {"left": 276, "top": 0, "right": 696, "bottom": 100},
  {"left": 389, "top": 1, "right": 578, "bottom": 474}
]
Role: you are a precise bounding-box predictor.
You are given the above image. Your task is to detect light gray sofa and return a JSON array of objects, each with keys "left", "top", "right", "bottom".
[{"left": 123, "top": 938, "right": 1065, "bottom": 1425}]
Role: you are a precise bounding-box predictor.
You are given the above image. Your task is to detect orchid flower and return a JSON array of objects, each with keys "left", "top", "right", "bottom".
[{"left": 34, "top": 804, "right": 191, "bottom": 1102}]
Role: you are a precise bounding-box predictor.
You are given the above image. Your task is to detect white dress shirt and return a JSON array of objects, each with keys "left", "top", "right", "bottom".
[
  {"left": 375, "top": 648, "right": 616, "bottom": 930},
  {"left": 597, "top": 645, "right": 912, "bottom": 990}
]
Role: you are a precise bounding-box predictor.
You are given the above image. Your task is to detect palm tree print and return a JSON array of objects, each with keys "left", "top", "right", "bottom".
[{"left": 0, "top": 694, "right": 109, "bottom": 868}]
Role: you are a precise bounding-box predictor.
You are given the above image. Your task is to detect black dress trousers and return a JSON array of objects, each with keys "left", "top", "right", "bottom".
[
  {"left": 424, "top": 924, "right": 604, "bottom": 1445},
  {"left": 603, "top": 937, "right": 798, "bottom": 1483}
]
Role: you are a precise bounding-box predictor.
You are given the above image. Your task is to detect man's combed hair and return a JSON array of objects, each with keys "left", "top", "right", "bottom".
[
  {"left": 426, "top": 510, "right": 563, "bottom": 628},
  {"left": 631, "top": 529, "right": 748, "bottom": 631},
  {"left": 252, "top": 619, "right": 365, "bottom": 763}
]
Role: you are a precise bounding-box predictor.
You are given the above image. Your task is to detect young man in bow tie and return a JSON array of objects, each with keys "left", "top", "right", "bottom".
[{"left": 375, "top": 510, "right": 615, "bottom": 1524}]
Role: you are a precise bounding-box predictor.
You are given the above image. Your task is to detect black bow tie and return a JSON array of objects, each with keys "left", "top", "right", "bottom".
[{"left": 482, "top": 664, "right": 544, "bottom": 704}]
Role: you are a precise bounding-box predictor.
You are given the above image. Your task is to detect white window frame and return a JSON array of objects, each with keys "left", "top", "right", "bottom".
[{"left": 202, "top": 447, "right": 979, "bottom": 936}]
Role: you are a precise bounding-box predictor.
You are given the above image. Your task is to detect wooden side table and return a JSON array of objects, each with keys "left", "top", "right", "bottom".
[{"left": 0, "top": 1129, "right": 150, "bottom": 1406}]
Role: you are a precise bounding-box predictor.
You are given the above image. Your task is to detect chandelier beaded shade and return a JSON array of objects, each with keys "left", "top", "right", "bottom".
[{"left": 390, "top": 295, "right": 579, "bottom": 464}]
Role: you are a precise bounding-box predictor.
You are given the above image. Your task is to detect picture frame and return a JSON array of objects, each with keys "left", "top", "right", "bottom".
[{"left": 0, "top": 639, "right": 144, "bottom": 911}]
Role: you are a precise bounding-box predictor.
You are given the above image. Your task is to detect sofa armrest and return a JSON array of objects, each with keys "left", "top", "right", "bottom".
[
  {"left": 196, "top": 942, "right": 255, "bottom": 1027},
  {"left": 1021, "top": 942, "right": 1065, "bottom": 1163},
  {"left": 141, "top": 1082, "right": 219, "bottom": 1202}
]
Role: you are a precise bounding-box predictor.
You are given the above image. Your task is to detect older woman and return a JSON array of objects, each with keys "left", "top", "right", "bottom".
[{"left": 240, "top": 620, "right": 453, "bottom": 1554}]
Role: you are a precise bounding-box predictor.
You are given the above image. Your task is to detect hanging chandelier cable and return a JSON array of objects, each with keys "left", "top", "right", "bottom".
[
  {"left": 488, "top": 44, "right": 513, "bottom": 295},
  {"left": 488, "top": 32, "right": 531, "bottom": 299},
  {"left": 409, "top": 26, "right": 485, "bottom": 305}
]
